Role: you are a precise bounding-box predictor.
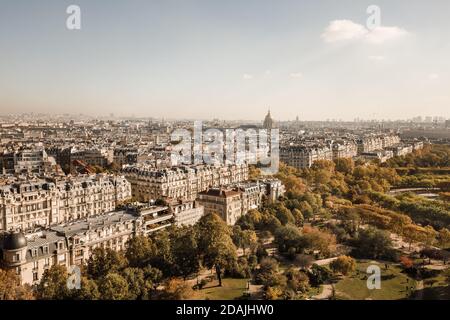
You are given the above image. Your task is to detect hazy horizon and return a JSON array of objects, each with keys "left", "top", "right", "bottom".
[{"left": 1, "top": 0, "right": 449, "bottom": 121}]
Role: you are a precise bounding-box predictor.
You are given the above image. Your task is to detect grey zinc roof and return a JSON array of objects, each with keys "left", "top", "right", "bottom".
[{"left": 50, "top": 210, "right": 136, "bottom": 237}]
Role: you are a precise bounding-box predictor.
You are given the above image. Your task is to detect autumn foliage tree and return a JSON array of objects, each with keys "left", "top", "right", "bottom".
[
  {"left": 197, "top": 213, "right": 237, "bottom": 286},
  {"left": 330, "top": 256, "right": 356, "bottom": 276},
  {"left": 0, "top": 268, "right": 34, "bottom": 300}
]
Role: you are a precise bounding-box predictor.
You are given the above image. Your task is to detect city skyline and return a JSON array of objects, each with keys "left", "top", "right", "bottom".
[{"left": 1, "top": 0, "right": 449, "bottom": 120}]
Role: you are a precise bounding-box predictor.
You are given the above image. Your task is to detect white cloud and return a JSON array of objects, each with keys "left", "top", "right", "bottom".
[
  {"left": 428, "top": 73, "right": 439, "bottom": 80},
  {"left": 321, "top": 20, "right": 367, "bottom": 43},
  {"left": 368, "top": 55, "right": 386, "bottom": 61},
  {"left": 290, "top": 72, "right": 303, "bottom": 78},
  {"left": 242, "top": 73, "right": 253, "bottom": 80},
  {"left": 365, "top": 26, "right": 408, "bottom": 44},
  {"left": 322, "top": 20, "right": 408, "bottom": 45}
]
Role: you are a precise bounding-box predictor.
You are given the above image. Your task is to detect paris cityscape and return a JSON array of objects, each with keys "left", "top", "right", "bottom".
[{"left": 0, "top": 0, "right": 449, "bottom": 309}]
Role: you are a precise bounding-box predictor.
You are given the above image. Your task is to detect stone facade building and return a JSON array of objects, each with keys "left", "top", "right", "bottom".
[
  {"left": 280, "top": 145, "right": 333, "bottom": 169},
  {"left": 196, "top": 179, "right": 284, "bottom": 225},
  {"left": 168, "top": 199, "right": 204, "bottom": 226},
  {"left": 0, "top": 175, "right": 132, "bottom": 232},
  {"left": 122, "top": 163, "right": 249, "bottom": 202},
  {"left": 0, "top": 205, "right": 171, "bottom": 285},
  {"left": 197, "top": 188, "right": 243, "bottom": 225}
]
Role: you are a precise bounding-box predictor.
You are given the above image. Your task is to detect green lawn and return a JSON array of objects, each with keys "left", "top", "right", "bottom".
[
  {"left": 191, "top": 278, "right": 249, "bottom": 300},
  {"left": 334, "top": 260, "right": 416, "bottom": 300}
]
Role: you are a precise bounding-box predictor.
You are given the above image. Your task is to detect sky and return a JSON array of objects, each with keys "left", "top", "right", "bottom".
[{"left": 0, "top": 0, "right": 449, "bottom": 121}]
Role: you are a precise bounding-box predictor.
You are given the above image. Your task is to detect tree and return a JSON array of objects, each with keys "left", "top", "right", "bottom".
[
  {"left": 0, "top": 269, "right": 34, "bottom": 300},
  {"left": 87, "top": 248, "right": 128, "bottom": 279},
  {"left": 98, "top": 272, "right": 129, "bottom": 300},
  {"left": 197, "top": 213, "right": 237, "bottom": 286},
  {"left": 265, "top": 286, "right": 283, "bottom": 300},
  {"left": 172, "top": 228, "right": 200, "bottom": 280},
  {"left": 142, "top": 266, "right": 163, "bottom": 292},
  {"left": 275, "top": 205, "right": 295, "bottom": 225},
  {"left": 388, "top": 214, "right": 412, "bottom": 235},
  {"left": 122, "top": 267, "right": 153, "bottom": 299},
  {"left": 261, "top": 214, "right": 282, "bottom": 233},
  {"left": 125, "top": 235, "right": 155, "bottom": 267},
  {"left": 338, "top": 207, "right": 361, "bottom": 233},
  {"left": 299, "top": 201, "right": 314, "bottom": 221},
  {"left": 149, "top": 230, "right": 174, "bottom": 274},
  {"left": 254, "top": 258, "right": 286, "bottom": 288},
  {"left": 274, "top": 224, "right": 304, "bottom": 258},
  {"left": 285, "top": 267, "right": 310, "bottom": 294},
  {"left": 232, "top": 225, "right": 244, "bottom": 249},
  {"left": 438, "top": 228, "right": 450, "bottom": 248},
  {"left": 70, "top": 276, "right": 100, "bottom": 300},
  {"left": 241, "top": 229, "right": 258, "bottom": 255},
  {"left": 423, "top": 225, "right": 437, "bottom": 247},
  {"left": 308, "top": 264, "right": 333, "bottom": 286},
  {"left": 292, "top": 209, "right": 304, "bottom": 227},
  {"left": 302, "top": 226, "right": 337, "bottom": 258},
  {"left": 330, "top": 256, "right": 356, "bottom": 276},
  {"left": 158, "top": 278, "right": 193, "bottom": 300},
  {"left": 295, "top": 254, "right": 314, "bottom": 270},
  {"left": 400, "top": 256, "right": 414, "bottom": 269},
  {"left": 334, "top": 158, "right": 354, "bottom": 175},
  {"left": 402, "top": 224, "right": 437, "bottom": 250},
  {"left": 352, "top": 227, "right": 395, "bottom": 260},
  {"left": 36, "top": 265, "right": 70, "bottom": 300}
]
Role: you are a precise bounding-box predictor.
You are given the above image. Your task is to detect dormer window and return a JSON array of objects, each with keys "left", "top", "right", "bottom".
[{"left": 31, "top": 248, "right": 38, "bottom": 257}]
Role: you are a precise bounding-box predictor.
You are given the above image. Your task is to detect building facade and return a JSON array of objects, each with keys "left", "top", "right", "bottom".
[
  {"left": 0, "top": 205, "right": 170, "bottom": 285},
  {"left": 122, "top": 163, "right": 249, "bottom": 202},
  {"left": 280, "top": 145, "right": 333, "bottom": 169},
  {"left": 197, "top": 188, "right": 243, "bottom": 225},
  {"left": 0, "top": 175, "right": 132, "bottom": 232}
]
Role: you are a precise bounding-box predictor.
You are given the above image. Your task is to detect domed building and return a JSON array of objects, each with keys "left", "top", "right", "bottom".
[
  {"left": 0, "top": 231, "right": 28, "bottom": 271},
  {"left": 2, "top": 231, "right": 27, "bottom": 251},
  {"left": 263, "top": 109, "right": 276, "bottom": 129}
]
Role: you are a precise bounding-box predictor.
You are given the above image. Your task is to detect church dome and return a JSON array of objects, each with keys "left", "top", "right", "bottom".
[
  {"left": 2, "top": 232, "right": 27, "bottom": 250},
  {"left": 263, "top": 110, "right": 274, "bottom": 129}
]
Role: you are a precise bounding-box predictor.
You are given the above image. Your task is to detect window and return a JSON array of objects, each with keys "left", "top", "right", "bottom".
[
  {"left": 13, "top": 253, "right": 20, "bottom": 262},
  {"left": 33, "top": 272, "right": 38, "bottom": 281},
  {"left": 43, "top": 246, "right": 49, "bottom": 254},
  {"left": 44, "top": 258, "right": 50, "bottom": 267},
  {"left": 32, "top": 248, "right": 38, "bottom": 257},
  {"left": 33, "top": 261, "right": 38, "bottom": 270}
]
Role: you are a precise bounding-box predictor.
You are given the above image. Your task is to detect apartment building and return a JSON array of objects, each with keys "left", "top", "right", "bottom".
[
  {"left": 196, "top": 179, "right": 285, "bottom": 225},
  {"left": 197, "top": 188, "right": 243, "bottom": 225},
  {"left": 0, "top": 175, "right": 132, "bottom": 232},
  {"left": 331, "top": 141, "right": 358, "bottom": 160},
  {"left": 0, "top": 148, "right": 58, "bottom": 175},
  {"left": 71, "top": 148, "right": 113, "bottom": 168},
  {"left": 280, "top": 145, "right": 333, "bottom": 169},
  {"left": 0, "top": 205, "right": 171, "bottom": 285},
  {"left": 356, "top": 134, "right": 400, "bottom": 154},
  {"left": 168, "top": 199, "right": 204, "bottom": 226},
  {"left": 122, "top": 163, "right": 249, "bottom": 202}
]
